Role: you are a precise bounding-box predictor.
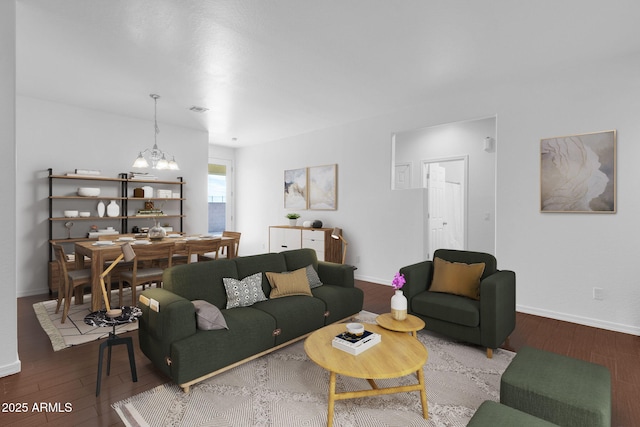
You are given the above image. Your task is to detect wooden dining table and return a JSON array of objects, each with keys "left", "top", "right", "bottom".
[{"left": 75, "top": 235, "right": 238, "bottom": 311}]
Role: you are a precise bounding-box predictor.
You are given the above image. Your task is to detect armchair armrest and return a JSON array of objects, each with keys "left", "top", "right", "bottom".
[
  {"left": 479, "top": 270, "right": 516, "bottom": 349},
  {"left": 317, "top": 261, "right": 355, "bottom": 288},
  {"left": 400, "top": 260, "right": 433, "bottom": 302}
]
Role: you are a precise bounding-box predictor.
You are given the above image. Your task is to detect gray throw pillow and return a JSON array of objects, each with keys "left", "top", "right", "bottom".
[
  {"left": 192, "top": 300, "right": 228, "bottom": 330},
  {"left": 306, "top": 265, "right": 323, "bottom": 289},
  {"left": 223, "top": 272, "right": 268, "bottom": 309}
]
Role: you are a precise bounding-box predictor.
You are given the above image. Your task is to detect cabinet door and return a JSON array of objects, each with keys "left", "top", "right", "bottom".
[
  {"left": 269, "top": 227, "right": 302, "bottom": 252},
  {"left": 302, "top": 229, "right": 326, "bottom": 261}
]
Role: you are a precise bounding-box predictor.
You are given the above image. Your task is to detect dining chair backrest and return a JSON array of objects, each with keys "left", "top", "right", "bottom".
[
  {"left": 130, "top": 241, "right": 175, "bottom": 268},
  {"left": 185, "top": 239, "right": 222, "bottom": 263},
  {"left": 52, "top": 243, "right": 70, "bottom": 278},
  {"left": 221, "top": 231, "right": 241, "bottom": 257},
  {"left": 52, "top": 243, "right": 91, "bottom": 323}
]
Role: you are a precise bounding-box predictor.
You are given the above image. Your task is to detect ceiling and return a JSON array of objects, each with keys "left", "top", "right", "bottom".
[{"left": 16, "top": 0, "right": 640, "bottom": 147}]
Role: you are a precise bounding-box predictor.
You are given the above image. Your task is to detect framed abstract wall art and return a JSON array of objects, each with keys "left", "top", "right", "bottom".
[
  {"left": 308, "top": 164, "right": 338, "bottom": 210},
  {"left": 540, "top": 130, "right": 616, "bottom": 213},
  {"left": 284, "top": 168, "right": 307, "bottom": 209}
]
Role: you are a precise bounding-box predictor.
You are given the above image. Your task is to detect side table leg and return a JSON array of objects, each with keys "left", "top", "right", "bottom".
[
  {"left": 96, "top": 340, "right": 109, "bottom": 397},
  {"left": 417, "top": 367, "right": 428, "bottom": 419},
  {"left": 125, "top": 337, "right": 138, "bottom": 382},
  {"left": 327, "top": 371, "right": 336, "bottom": 427}
]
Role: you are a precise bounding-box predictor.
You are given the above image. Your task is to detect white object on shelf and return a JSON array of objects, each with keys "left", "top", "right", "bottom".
[
  {"left": 106, "top": 200, "right": 120, "bottom": 217},
  {"left": 77, "top": 187, "right": 100, "bottom": 197},
  {"left": 63, "top": 210, "right": 79, "bottom": 217},
  {"left": 157, "top": 189, "right": 172, "bottom": 198},
  {"left": 97, "top": 201, "right": 105, "bottom": 217}
]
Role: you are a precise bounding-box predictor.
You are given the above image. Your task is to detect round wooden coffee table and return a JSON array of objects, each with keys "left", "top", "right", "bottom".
[
  {"left": 376, "top": 313, "right": 425, "bottom": 337},
  {"left": 304, "top": 323, "right": 428, "bottom": 426}
]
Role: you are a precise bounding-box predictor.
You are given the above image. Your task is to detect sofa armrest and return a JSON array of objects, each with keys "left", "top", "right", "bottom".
[
  {"left": 317, "top": 261, "right": 355, "bottom": 288},
  {"left": 138, "top": 288, "right": 197, "bottom": 345},
  {"left": 479, "top": 270, "right": 516, "bottom": 349},
  {"left": 400, "top": 260, "right": 433, "bottom": 302}
]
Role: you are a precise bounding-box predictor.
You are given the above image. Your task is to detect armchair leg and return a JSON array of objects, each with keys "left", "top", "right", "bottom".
[{"left": 486, "top": 348, "right": 493, "bottom": 359}]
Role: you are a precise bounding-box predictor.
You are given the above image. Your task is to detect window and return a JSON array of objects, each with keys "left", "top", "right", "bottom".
[{"left": 208, "top": 163, "right": 227, "bottom": 235}]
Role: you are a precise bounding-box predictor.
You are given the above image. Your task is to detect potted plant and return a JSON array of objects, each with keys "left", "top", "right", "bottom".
[{"left": 286, "top": 213, "right": 300, "bottom": 226}]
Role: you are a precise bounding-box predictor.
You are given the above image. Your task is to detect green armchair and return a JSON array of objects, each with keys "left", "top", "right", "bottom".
[{"left": 400, "top": 249, "right": 515, "bottom": 358}]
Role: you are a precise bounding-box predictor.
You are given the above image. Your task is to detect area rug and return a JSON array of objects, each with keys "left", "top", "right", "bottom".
[
  {"left": 113, "top": 311, "right": 515, "bottom": 426},
  {"left": 33, "top": 287, "right": 140, "bottom": 351}
]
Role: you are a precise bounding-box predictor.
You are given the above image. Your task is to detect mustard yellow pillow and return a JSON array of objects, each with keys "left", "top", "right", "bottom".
[
  {"left": 266, "top": 267, "right": 312, "bottom": 299},
  {"left": 429, "top": 257, "right": 486, "bottom": 300}
]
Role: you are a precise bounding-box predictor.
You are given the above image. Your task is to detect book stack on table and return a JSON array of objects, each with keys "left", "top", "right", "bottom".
[{"left": 332, "top": 330, "right": 381, "bottom": 355}]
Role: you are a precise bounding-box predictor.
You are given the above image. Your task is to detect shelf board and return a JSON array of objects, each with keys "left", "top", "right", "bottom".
[
  {"left": 49, "top": 196, "right": 127, "bottom": 200},
  {"left": 128, "top": 197, "right": 185, "bottom": 201},
  {"left": 50, "top": 216, "right": 126, "bottom": 221},
  {"left": 128, "top": 179, "right": 186, "bottom": 185},
  {"left": 129, "top": 214, "right": 186, "bottom": 219},
  {"left": 50, "top": 174, "right": 126, "bottom": 182},
  {"left": 50, "top": 237, "right": 98, "bottom": 243}
]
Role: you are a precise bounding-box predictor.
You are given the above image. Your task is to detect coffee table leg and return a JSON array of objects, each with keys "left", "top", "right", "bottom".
[
  {"left": 417, "top": 368, "right": 428, "bottom": 419},
  {"left": 327, "top": 371, "right": 336, "bottom": 427}
]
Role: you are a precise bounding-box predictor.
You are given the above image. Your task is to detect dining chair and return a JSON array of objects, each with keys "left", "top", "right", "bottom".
[
  {"left": 185, "top": 239, "right": 222, "bottom": 263},
  {"left": 209, "top": 231, "right": 241, "bottom": 259},
  {"left": 118, "top": 241, "right": 175, "bottom": 306},
  {"left": 52, "top": 243, "right": 92, "bottom": 323}
]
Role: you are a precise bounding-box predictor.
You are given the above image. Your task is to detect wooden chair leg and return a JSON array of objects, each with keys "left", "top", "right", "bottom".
[
  {"left": 486, "top": 348, "right": 493, "bottom": 359},
  {"left": 61, "top": 284, "right": 72, "bottom": 323}
]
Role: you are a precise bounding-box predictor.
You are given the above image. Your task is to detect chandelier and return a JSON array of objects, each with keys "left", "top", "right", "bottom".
[{"left": 132, "top": 94, "right": 179, "bottom": 170}]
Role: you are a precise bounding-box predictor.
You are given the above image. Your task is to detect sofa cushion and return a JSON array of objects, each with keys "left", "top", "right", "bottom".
[
  {"left": 223, "top": 273, "right": 268, "bottom": 309},
  {"left": 305, "top": 265, "right": 323, "bottom": 289},
  {"left": 266, "top": 267, "right": 313, "bottom": 298},
  {"left": 192, "top": 300, "right": 228, "bottom": 330},
  {"left": 312, "top": 285, "right": 364, "bottom": 324},
  {"left": 429, "top": 257, "right": 485, "bottom": 300},
  {"left": 252, "top": 296, "right": 326, "bottom": 345},
  {"left": 234, "top": 252, "right": 288, "bottom": 297},
  {"left": 411, "top": 290, "right": 480, "bottom": 327},
  {"left": 163, "top": 259, "right": 239, "bottom": 308}
]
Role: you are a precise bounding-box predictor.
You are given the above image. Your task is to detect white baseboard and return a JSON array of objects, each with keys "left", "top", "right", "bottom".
[
  {"left": 0, "top": 359, "right": 21, "bottom": 378},
  {"left": 354, "top": 274, "right": 388, "bottom": 286},
  {"left": 517, "top": 304, "right": 640, "bottom": 336}
]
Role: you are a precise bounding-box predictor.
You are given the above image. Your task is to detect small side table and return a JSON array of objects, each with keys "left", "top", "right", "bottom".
[
  {"left": 376, "top": 313, "right": 425, "bottom": 338},
  {"left": 84, "top": 306, "right": 142, "bottom": 396}
]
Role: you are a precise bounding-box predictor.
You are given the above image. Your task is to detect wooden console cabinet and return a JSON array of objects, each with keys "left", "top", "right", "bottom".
[{"left": 269, "top": 226, "right": 342, "bottom": 263}]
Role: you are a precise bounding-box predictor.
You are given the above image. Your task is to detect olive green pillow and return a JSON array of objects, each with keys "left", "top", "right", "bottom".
[
  {"left": 266, "top": 267, "right": 313, "bottom": 299},
  {"left": 429, "top": 257, "right": 486, "bottom": 300}
]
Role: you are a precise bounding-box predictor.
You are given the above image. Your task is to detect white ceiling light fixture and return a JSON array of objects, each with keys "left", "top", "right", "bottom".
[{"left": 132, "top": 94, "right": 180, "bottom": 170}]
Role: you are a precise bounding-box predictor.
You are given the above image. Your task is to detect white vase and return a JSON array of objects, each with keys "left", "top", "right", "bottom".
[
  {"left": 391, "top": 290, "right": 407, "bottom": 321},
  {"left": 106, "top": 200, "right": 120, "bottom": 217},
  {"left": 289, "top": 219, "right": 298, "bottom": 226},
  {"left": 97, "top": 200, "right": 105, "bottom": 218}
]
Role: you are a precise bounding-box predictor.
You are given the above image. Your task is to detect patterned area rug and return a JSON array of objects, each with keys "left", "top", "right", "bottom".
[
  {"left": 113, "top": 311, "right": 515, "bottom": 426},
  {"left": 33, "top": 287, "right": 140, "bottom": 351}
]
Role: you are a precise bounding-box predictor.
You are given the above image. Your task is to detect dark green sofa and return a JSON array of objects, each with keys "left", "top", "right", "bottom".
[
  {"left": 137, "top": 248, "right": 363, "bottom": 392},
  {"left": 400, "top": 249, "right": 515, "bottom": 358}
]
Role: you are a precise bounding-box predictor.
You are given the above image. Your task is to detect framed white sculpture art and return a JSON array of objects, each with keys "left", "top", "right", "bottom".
[{"left": 540, "top": 130, "right": 616, "bottom": 213}]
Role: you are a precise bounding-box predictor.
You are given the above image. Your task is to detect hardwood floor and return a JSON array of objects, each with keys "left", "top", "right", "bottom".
[{"left": 3, "top": 281, "right": 639, "bottom": 426}]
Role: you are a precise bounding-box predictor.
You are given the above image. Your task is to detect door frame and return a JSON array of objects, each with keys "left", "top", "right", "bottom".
[{"left": 422, "top": 155, "right": 468, "bottom": 259}]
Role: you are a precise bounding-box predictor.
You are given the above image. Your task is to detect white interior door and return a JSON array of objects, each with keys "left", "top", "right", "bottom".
[{"left": 427, "top": 163, "right": 446, "bottom": 259}]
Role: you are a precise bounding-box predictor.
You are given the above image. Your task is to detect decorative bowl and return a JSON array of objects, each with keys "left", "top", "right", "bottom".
[
  {"left": 77, "top": 187, "right": 100, "bottom": 197},
  {"left": 63, "top": 210, "right": 79, "bottom": 218},
  {"left": 346, "top": 322, "right": 365, "bottom": 336},
  {"left": 79, "top": 211, "right": 91, "bottom": 217}
]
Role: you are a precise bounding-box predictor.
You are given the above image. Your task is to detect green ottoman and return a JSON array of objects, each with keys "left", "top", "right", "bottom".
[
  {"left": 500, "top": 346, "right": 611, "bottom": 427},
  {"left": 468, "top": 401, "right": 560, "bottom": 426}
]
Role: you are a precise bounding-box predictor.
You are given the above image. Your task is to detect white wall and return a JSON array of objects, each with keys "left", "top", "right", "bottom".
[
  {"left": 394, "top": 117, "right": 496, "bottom": 255},
  {"left": 236, "top": 52, "right": 640, "bottom": 335},
  {"left": 0, "top": 0, "right": 20, "bottom": 378},
  {"left": 16, "top": 96, "right": 209, "bottom": 297}
]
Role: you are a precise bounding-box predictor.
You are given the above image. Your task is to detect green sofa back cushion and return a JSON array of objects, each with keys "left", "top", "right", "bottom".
[
  {"left": 163, "top": 259, "right": 238, "bottom": 309},
  {"left": 234, "top": 252, "right": 288, "bottom": 297}
]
